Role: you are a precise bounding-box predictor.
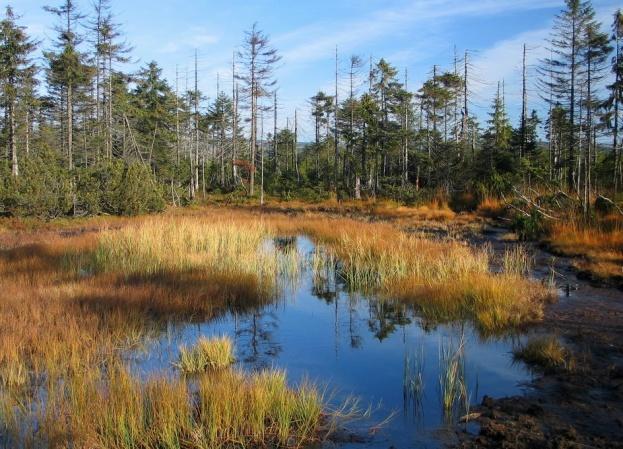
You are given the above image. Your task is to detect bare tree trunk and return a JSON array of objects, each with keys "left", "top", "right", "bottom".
[
  {"left": 521, "top": 43, "right": 527, "bottom": 160},
  {"left": 569, "top": 16, "right": 578, "bottom": 192},
  {"left": 403, "top": 68, "right": 409, "bottom": 186},
  {"left": 294, "top": 109, "right": 299, "bottom": 182},
  {"left": 614, "top": 33, "right": 621, "bottom": 192},
  {"left": 175, "top": 65, "right": 180, "bottom": 165},
  {"left": 334, "top": 46, "right": 339, "bottom": 190},
  {"left": 9, "top": 99, "right": 18, "bottom": 177},
  {"left": 273, "top": 90, "right": 278, "bottom": 173},
  {"left": 250, "top": 54, "right": 257, "bottom": 196},
  {"left": 107, "top": 52, "right": 113, "bottom": 158},
  {"left": 260, "top": 112, "right": 264, "bottom": 205},
  {"left": 68, "top": 83, "right": 74, "bottom": 170},
  {"left": 194, "top": 49, "right": 200, "bottom": 197},
  {"left": 232, "top": 53, "right": 238, "bottom": 181}
]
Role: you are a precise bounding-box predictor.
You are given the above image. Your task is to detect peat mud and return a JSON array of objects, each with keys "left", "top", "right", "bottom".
[{"left": 455, "top": 226, "right": 623, "bottom": 449}]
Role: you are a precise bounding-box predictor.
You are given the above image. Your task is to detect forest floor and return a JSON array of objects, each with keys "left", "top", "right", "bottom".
[{"left": 1, "top": 200, "right": 622, "bottom": 448}]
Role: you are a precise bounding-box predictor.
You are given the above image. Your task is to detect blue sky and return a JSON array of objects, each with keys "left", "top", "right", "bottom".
[{"left": 7, "top": 0, "right": 623, "bottom": 139}]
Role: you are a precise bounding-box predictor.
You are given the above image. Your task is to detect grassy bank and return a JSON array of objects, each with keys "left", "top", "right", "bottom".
[
  {"left": 545, "top": 218, "right": 623, "bottom": 285},
  {"left": 266, "top": 214, "right": 552, "bottom": 334},
  {"left": 0, "top": 212, "right": 336, "bottom": 448}
]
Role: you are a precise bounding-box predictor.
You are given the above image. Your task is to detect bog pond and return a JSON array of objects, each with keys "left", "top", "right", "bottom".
[{"left": 127, "top": 236, "right": 533, "bottom": 448}]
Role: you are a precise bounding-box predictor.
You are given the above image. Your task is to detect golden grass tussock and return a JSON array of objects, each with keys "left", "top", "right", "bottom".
[
  {"left": 514, "top": 336, "right": 575, "bottom": 372},
  {"left": 547, "top": 219, "right": 623, "bottom": 282},
  {"left": 176, "top": 336, "right": 235, "bottom": 373},
  {"left": 7, "top": 363, "right": 326, "bottom": 449},
  {"left": 92, "top": 216, "right": 274, "bottom": 277}
]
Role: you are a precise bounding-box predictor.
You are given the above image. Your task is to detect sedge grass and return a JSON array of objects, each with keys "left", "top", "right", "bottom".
[
  {"left": 502, "top": 244, "right": 533, "bottom": 277},
  {"left": 0, "top": 205, "right": 555, "bottom": 447},
  {"left": 514, "top": 335, "right": 575, "bottom": 372},
  {"left": 175, "top": 336, "right": 235, "bottom": 373},
  {"left": 304, "top": 221, "right": 552, "bottom": 333},
  {"left": 547, "top": 219, "right": 623, "bottom": 283},
  {"left": 439, "top": 336, "right": 468, "bottom": 422}
]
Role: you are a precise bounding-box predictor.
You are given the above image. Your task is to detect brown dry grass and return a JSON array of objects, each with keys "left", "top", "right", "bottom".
[
  {"left": 0, "top": 204, "right": 553, "bottom": 447},
  {"left": 0, "top": 212, "right": 329, "bottom": 448},
  {"left": 546, "top": 217, "right": 623, "bottom": 283}
]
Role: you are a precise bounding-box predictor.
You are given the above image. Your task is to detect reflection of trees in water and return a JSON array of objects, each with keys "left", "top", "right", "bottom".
[
  {"left": 311, "top": 262, "right": 337, "bottom": 304},
  {"left": 367, "top": 300, "right": 412, "bottom": 342},
  {"left": 347, "top": 295, "right": 363, "bottom": 349},
  {"left": 233, "top": 307, "right": 282, "bottom": 370},
  {"left": 311, "top": 248, "right": 415, "bottom": 345},
  {"left": 310, "top": 252, "right": 364, "bottom": 350}
]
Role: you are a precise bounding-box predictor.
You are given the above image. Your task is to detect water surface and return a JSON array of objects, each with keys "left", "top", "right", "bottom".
[{"left": 130, "top": 237, "right": 532, "bottom": 449}]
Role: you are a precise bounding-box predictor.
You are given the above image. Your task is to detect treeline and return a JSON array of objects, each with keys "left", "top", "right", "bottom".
[{"left": 0, "top": 0, "right": 622, "bottom": 217}]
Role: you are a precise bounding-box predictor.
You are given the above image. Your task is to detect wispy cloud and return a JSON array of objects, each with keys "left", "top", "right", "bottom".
[
  {"left": 277, "top": 0, "right": 563, "bottom": 65},
  {"left": 468, "top": 3, "right": 618, "bottom": 119},
  {"left": 161, "top": 27, "right": 220, "bottom": 54}
]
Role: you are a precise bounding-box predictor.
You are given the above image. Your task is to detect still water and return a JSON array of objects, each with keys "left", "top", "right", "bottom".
[{"left": 129, "top": 237, "right": 532, "bottom": 449}]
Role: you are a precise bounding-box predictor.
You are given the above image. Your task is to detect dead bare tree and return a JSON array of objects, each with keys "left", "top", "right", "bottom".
[{"left": 236, "top": 23, "right": 280, "bottom": 197}]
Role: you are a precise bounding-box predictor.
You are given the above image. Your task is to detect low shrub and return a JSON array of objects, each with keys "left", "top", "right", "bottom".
[{"left": 511, "top": 209, "right": 546, "bottom": 241}]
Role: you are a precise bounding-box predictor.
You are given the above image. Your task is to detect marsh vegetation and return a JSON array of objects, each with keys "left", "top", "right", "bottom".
[{"left": 0, "top": 206, "right": 557, "bottom": 448}]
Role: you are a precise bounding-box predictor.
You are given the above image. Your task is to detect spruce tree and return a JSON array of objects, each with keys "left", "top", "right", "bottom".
[
  {"left": 0, "top": 6, "right": 37, "bottom": 177},
  {"left": 540, "top": 0, "right": 598, "bottom": 192},
  {"left": 44, "top": 0, "right": 91, "bottom": 170}
]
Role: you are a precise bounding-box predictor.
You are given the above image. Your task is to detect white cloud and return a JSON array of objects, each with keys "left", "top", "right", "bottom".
[
  {"left": 468, "top": 3, "right": 619, "bottom": 121},
  {"left": 277, "top": 0, "right": 563, "bottom": 66},
  {"left": 160, "top": 27, "right": 220, "bottom": 54}
]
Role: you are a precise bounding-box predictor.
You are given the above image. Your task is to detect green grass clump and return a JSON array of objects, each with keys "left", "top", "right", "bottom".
[
  {"left": 502, "top": 245, "right": 533, "bottom": 276},
  {"left": 176, "top": 336, "right": 235, "bottom": 373},
  {"left": 439, "top": 338, "right": 469, "bottom": 421},
  {"left": 514, "top": 336, "right": 574, "bottom": 372}
]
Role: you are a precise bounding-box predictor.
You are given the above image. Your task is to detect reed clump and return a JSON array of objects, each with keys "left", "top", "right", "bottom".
[
  {"left": 92, "top": 217, "right": 276, "bottom": 279},
  {"left": 176, "top": 336, "right": 235, "bottom": 373},
  {"left": 514, "top": 336, "right": 575, "bottom": 372},
  {"left": 439, "top": 338, "right": 469, "bottom": 421},
  {"left": 502, "top": 245, "right": 533, "bottom": 276},
  {"left": 7, "top": 364, "right": 327, "bottom": 449}
]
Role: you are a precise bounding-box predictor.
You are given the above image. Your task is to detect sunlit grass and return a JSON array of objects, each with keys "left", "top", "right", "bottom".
[
  {"left": 176, "top": 336, "right": 235, "bottom": 373},
  {"left": 301, "top": 220, "right": 553, "bottom": 333},
  {"left": 546, "top": 219, "right": 623, "bottom": 283},
  {"left": 502, "top": 245, "right": 533, "bottom": 276},
  {"left": 92, "top": 217, "right": 275, "bottom": 278},
  {"left": 514, "top": 335, "right": 575, "bottom": 372},
  {"left": 0, "top": 204, "right": 555, "bottom": 447},
  {"left": 3, "top": 363, "right": 329, "bottom": 449}
]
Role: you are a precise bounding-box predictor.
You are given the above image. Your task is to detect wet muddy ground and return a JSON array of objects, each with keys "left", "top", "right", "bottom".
[{"left": 454, "top": 225, "right": 623, "bottom": 449}]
